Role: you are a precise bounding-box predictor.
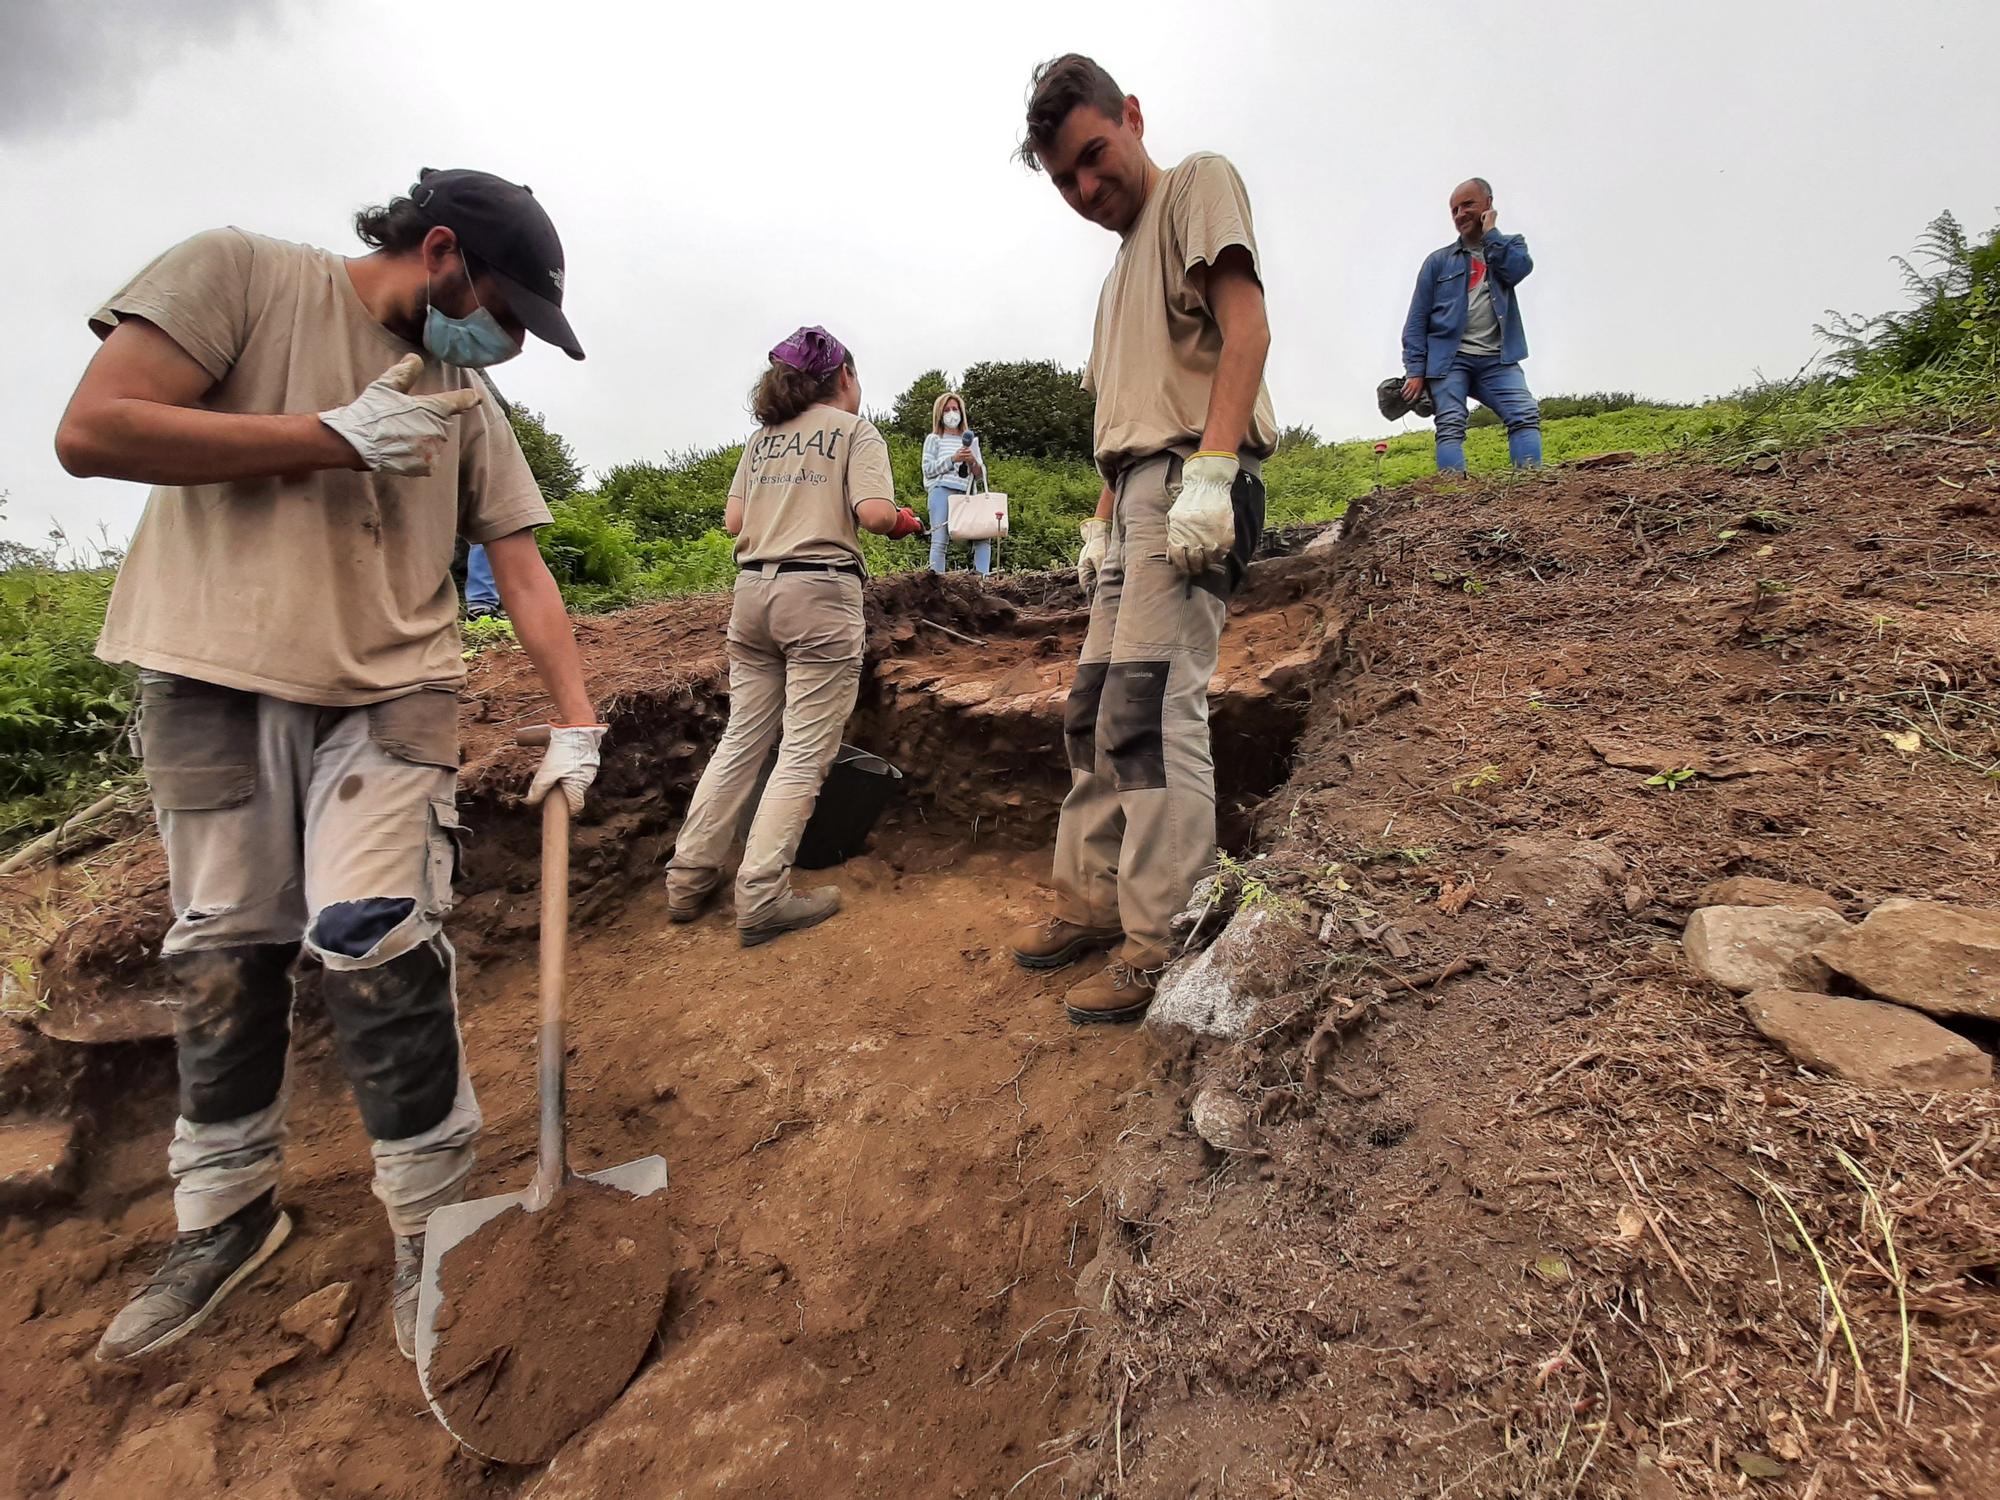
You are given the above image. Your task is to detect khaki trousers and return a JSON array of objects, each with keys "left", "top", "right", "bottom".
[
  {"left": 1051, "top": 453, "right": 1264, "bottom": 970},
  {"left": 667, "top": 566, "right": 866, "bottom": 927},
  {"left": 138, "top": 673, "right": 481, "bottom": 1235}
]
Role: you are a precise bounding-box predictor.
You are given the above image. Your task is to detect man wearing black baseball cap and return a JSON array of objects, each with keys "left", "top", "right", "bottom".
[{"left": 55, "top": 169, "right": 602, "bottom": 1367}]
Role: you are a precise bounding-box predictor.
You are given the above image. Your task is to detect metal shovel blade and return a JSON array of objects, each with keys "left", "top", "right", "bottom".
[{"left": 414, "top": 1154, "right": 668, "bottom": 1458}]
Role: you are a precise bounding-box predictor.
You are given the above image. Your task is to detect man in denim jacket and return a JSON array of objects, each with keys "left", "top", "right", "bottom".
[{"left": 1399, "top": 178, "right": 1541, "bottom": 472}]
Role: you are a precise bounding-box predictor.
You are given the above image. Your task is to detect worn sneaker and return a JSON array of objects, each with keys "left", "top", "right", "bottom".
[
  {"left": 95, "top": 1192, "right": 291, "bottom": 1363},
  {"left": 739, "top": 886, "right": 841, "bottom": 948},
  {"left": 1009, "top": 917, "right": 1122, "bottom": 972},
  {"left": 1063, "top": 960, "right": 1161, "bottom": 1026},
  {"left": 465, "top": 603, "right": 505, "bottom": 623},
  {"left": 392, "top": 1232, "right": 423, "bottom": 1360},
  {"left": 666, "top": 877, "right": 721, "bottom": 924}
]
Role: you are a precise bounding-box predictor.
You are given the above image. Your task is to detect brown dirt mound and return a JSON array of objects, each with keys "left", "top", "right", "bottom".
[
  {"left": 427, "top": 1180, "right": 673, "bottom": 1465},
  {"left": 1062, "top": 429, "right": 2000, "bottom": 1497}
]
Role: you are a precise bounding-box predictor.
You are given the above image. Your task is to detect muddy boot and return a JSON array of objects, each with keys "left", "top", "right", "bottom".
[
  {"left": 1010, "top": 917, "right": 1122, "bottom": 971},
  {"left": 1063, "top": 960, "right": 1161, "bottom": 1026},
  {"left": 95, "top": 1191, "right": 292, "bottom": 1362},
  {"left": 391, "top": 1232, "right": 423, "bottom": 1360},
  {"left": 739, "top": 886, "right": 841, "bottom": 948},
  {"left": 666, "top": 876, "right": 720, "bottom": 925}
]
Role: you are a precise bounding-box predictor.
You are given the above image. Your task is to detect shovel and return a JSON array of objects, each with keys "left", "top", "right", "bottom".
[{"left": 414, "top": 726, "right": 669, "bottom": 1459}]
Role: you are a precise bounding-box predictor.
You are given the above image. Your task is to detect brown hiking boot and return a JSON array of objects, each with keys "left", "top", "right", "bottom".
[
  {"left": 666, "top": 877, "right": 720, "bottom": 924},
  {"left": 1009, "top": 916, "right": 1122, "bottom": 972},
  {"left": 1063, "top": 960, "right": 1160, "bottom": 1026},
  {"left": 740, "top": 886, "right": 841, "bottom": 948}
]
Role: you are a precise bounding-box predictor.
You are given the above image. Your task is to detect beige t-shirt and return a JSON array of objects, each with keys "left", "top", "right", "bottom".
[
  {"left": 727, "top": 405, "right": 895, "bottom": 568},
  {"left": 91, "top": 228, "right": 550, "bottom": 706},
  {"left": 1082, "top": 152, "right": 1280, "bottom": 483}
]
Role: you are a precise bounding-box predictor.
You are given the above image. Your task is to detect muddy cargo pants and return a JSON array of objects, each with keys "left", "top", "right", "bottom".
[
  {"left": 1052, "top": 452, "right": 1265, "bottom": 970},
  {"left": 666, "top": 564, "right": 867, "bottom": 928},
  {"left": 138, "top": 673, "right": 480, "bottom": 1236}
]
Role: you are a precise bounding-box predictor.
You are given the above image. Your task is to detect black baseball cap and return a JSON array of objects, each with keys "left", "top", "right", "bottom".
[{"left": 409, "top": 168, "right": 584, "bottom": 360}]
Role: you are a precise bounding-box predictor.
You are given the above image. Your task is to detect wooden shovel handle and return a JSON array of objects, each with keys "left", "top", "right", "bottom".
[{"left": 516, "top": 727, "right": 569, "bottom": 1207}]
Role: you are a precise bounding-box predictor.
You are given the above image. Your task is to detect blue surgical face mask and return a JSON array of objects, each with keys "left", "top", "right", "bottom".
[{"left": 423, "top": 263, "right": 520, "bottom": 368}]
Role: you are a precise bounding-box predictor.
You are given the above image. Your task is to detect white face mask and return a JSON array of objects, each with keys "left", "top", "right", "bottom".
[{"left": 942, "top": 409, "right": 962, "bottom": 430}]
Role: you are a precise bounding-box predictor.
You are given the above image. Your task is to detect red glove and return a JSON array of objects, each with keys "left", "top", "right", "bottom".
[{"left": 888, "top": 506, "right": 925, "bottom": 540}]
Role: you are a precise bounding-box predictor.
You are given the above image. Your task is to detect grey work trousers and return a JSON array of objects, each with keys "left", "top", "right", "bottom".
[
  {"left": 666, "top": 566, "right": 866, "bottom": 927},
  {"left": 139, "top": 673, "right": 480, "bottom": 1235},
  {"left": 1051, "top": 453, "right": 1265, "bottom": 969}
]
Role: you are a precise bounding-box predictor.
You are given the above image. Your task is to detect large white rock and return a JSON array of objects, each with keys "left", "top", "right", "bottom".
[{"left": 1683, "top": 905, "right": 1849, "bottom": 995}]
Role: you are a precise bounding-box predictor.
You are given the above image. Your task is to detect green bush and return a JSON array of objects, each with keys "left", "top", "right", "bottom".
[
  {"left": 959, "top": 360, "right": 1096, "bottom": 461},
  {"left": 0, "top": 553, "right": 133, "bottom": 841},
  {"left": 889, "top": 369, "right": 952, "bottom": 441}
]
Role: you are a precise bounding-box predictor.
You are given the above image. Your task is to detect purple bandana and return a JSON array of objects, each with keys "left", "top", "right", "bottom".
[{"left": 769, "top": 325, "right": 847, "bottom": 378}]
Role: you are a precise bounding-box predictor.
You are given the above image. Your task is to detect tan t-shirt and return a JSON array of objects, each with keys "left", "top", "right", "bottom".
[
  {"left": 90, "top": 228, "right": 550, "bottom": 706},
  {"left": 727, "top": 405, "right": 895, "bottom": 568},
  {"left": 1082, "top": 152, "right": 1280, "bottom": 483}
]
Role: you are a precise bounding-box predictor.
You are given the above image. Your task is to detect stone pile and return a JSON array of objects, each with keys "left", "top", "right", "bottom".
[{"left": 1683, "top": 882, "right": 1996, "bottom": 1091}]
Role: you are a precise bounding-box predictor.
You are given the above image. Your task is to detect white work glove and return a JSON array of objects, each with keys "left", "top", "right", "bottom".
[
  {"left": 1166, "top": 452, "right": 1241, "bottom": 577},
  {"left": 527, "top": 725, "right": 607, "bottom": 815},
  {"left": 320, "top": 353, "right": 483, "bottom": 476},
  {"left": 1077, "top": 518, "right": 1110, "bottom": 593}
]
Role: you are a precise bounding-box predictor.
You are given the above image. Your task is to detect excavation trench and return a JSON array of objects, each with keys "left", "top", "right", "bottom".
[{"left": 4, "top": 551, "right": 1342, "bottom": 1497}]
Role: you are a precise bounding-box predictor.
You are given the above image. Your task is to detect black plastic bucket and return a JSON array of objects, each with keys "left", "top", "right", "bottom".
[{"left": 794, "top": 744, "right": 904, "bottom": 869}]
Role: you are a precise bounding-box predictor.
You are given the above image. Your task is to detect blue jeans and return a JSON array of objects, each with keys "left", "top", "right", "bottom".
[
  {"left": 1428, "top": 353, "right": 1542, "bottom": 472},
  {"left": 927, "top": 485, "right": 991, "bottom": 575},
  {"left": 464, "top": 544, "right": 500, "bottom": 610}
]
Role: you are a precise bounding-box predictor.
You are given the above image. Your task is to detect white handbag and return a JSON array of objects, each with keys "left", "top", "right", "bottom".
[{"left": 949, "top": 466, "right": 1009, "bottom": 543}]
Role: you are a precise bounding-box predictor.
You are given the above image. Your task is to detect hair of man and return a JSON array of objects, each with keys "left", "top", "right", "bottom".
[
  {"left": 752, "top": 353, "right": 857, "bottom": 428},
  {"left": 353, "top": 195, "right": 433, "bottom": 254},
  {"left": 1016, "top": 52, "right": 1126, "bottom": 170}
]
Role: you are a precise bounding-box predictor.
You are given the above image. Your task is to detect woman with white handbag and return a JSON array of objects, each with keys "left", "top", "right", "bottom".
[{"left": 920, "top": 390, "right": 991, "bottom": 576}]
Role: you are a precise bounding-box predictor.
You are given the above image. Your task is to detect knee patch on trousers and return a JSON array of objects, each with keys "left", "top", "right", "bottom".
[
  {"left": 1065, "top": 662, "right": 1109, "bottom": 773},
  {"left": 169, "top": 943, "right": 299, "bottom": 1123},
  {"left": 1101, "top": 661, "right": 1169, "bottom": 791},
  {"left": 310, "top": 898, "right": 419, "bottom": 960},
  {"left": 320, "top": 932, "right": 459, "bottom": 1142}
]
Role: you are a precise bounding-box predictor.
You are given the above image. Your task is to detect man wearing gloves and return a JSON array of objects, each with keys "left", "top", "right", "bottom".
[
  {"left": 54, "top": 169, "right": 604, "bottom": 1364},
  {"left": 1399, "top": 177, "right": 1541, "bottom": 473},
  {"left": 1006, "top": 55, "right": 1277, "bottom": 1024}
]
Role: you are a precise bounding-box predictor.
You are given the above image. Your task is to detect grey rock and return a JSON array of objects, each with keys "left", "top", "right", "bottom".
[
  {"left": 1683, "top": 905, "right": 1848, "bottom": 995},
  {"left": 1741, "top": 988, "right": 1991, "bottom": 1091}
]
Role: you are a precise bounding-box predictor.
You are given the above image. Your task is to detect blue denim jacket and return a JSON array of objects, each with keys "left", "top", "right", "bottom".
[{"left": 1401, "top": 233, "right": 1534, "bottom": 377}]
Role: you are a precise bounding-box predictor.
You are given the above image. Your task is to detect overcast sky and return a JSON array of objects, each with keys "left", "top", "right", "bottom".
[{"left": 2, "top": 0, "right": 1996, "bottom": 549}]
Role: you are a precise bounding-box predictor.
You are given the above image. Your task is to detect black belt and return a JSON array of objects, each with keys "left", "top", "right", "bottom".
[{"left": 772, "top": 561, "right": 862, "bottom": 577}]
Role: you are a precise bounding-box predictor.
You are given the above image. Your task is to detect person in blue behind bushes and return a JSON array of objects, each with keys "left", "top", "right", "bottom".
[{"left": 1399, "top": 177, "right": 1542, "bottom": 473}]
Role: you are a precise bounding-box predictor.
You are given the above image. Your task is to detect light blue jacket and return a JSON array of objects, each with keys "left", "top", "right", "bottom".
[{"left": 1401, "top": 233, "right": 1535, "bottom": 377}]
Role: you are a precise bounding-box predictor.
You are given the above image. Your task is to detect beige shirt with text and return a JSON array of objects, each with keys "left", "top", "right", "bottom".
[
  {"left": 91, "top": 228, "right": 550, "bottom": 706},
  {"left": 727, "top": 405, "right": 895, "bottom": 569},
  {"left": 1083, "top": 152, "right": 1279, "bottom": 483}
]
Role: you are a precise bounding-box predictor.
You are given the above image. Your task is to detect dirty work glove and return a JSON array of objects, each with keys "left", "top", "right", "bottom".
[
  {"left": 1077, "top": 518, "right": 1109, "bottom": 593},
  {"left": 888, "top": 506, "right": 925, "bottom": 540},
  {"left": 320, "top": 354, "right": 483, "bottom": 476},
  {"left": 1166, "top": 452, "right": 1240, "bottom": 577},
  {"left": 527, "top": 724, "right": 607, "bottom": 815}
]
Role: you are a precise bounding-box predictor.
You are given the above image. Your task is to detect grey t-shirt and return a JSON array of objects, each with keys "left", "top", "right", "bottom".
[{"left": 1461, "top": 245, "right": 1502, "bottom": 357}]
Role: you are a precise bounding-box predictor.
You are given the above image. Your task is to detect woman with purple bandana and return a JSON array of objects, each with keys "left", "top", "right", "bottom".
[{"left": 663, "top": 328, "right": 923, "bottom": 946}]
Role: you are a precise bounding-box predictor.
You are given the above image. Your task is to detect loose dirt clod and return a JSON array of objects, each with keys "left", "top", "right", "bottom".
[{"left": 428, "top": 1181, "right": 673, "bottom": 1465}]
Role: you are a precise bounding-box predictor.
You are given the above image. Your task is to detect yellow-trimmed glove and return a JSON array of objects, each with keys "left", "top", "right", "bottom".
[
  {"left": 526, "top": 724, "right": 607, "bottom": 814},
  {"left": 1166, "top": 452, "right": 1240, "bottom": 576},
  {"left": 320, "top": 354, "right": 483, "bottom": 476},
  {"left": 1077, "top": 517, "right": 1110, "bottom": 593}
]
